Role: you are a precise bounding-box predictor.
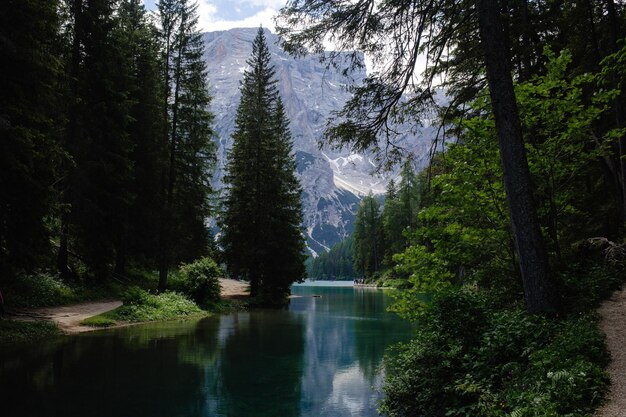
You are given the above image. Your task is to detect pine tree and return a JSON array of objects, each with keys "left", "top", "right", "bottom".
[
  {"left": 157, "top": 0, "right": 216, "bottom": 290},
  {"left": 169, "top": 4, "right": 215, "bottom": 265},
  {"left": 382, "top": 162, "right": 423, "bottom": 264},
  {"left": 398, "top": 161, "right": 420, "bottom": 229},
  {"left": 117, "top": 0, "right": 166, "bottom": 273},
  {"left": 0, "top": 0, "right": 65, "bottom": 277},
  {"left": 382, "top": 180, "right": 404, "bottom": 263},
  {"left": 353, "top": 193, "right": 384, "bottom": 277},
  {"left": 57, "top": 0, "right": 134, "bottom": 280},
  {"left": 221, "top": 27, "right": 305, "bottom": 305},
  {"left": 263, "top": 97, "right": 307, "bottom": 299}
]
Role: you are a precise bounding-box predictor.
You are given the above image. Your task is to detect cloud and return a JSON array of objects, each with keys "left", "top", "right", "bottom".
[
  {"left": 242, "top": 0, "right": 286, "bottom": 8},
  {"left": 197, "top": 0, "right": 219, "bottom": 32},
  {"left": 144, "top": 1, "right": 281, "bottom": 33},
  {"left": 199, "top": 6, "right": 278, "bottom": 32}
]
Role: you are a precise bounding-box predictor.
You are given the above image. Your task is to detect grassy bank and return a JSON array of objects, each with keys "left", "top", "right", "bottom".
[
  {"left": 81, "top": 287, "right": 207, "bottom": 327},
  {"left": 0, "top": 320, "right": 60, "bottom": 347},
  {"left": 0, "top": 257, "right": 239, "bottom": 344}
]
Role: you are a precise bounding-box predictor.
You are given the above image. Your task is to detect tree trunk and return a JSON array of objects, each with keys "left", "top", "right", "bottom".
[
  {"left": 57, "top": 212, "right": 70, "bottom": 277},
  {"left": 157, "top": 16, "right": 174, "bottom": 292},
  {"left": 477, "top": 0, "right": 559, "bottom": 314},
  {"left": 606, "top": 0, "right": 620, "bottom": 51},
  {"left": 114, "top": 230, "right": 126, "bottom": 276},
  {"left": 607, "top": 0, "right": 626, "bottom": 227},
  {"left": 517, "top": 0, "right": 533, "bottom": 82},
  {"left": 58, "top": 0, "right": 83, "bottom": 279},
  {"left": 583, "top": 0, "right": 601, "bottom": 70}
]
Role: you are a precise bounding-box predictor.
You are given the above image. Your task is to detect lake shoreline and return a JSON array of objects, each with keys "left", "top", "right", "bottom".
[
  {"left": 3, "top": 280, "right": 391, "bottom": 343},
  {"left": 3, "top": 278, "right": 251, "bottom": 339},
  {"left": 1, "top": 285, "right": 411, "bottom": 417}
]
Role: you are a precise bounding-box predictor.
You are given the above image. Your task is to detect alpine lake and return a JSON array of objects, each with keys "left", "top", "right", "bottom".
[{"left": 0, "top": 282, "right": 413, "bottom": 417}]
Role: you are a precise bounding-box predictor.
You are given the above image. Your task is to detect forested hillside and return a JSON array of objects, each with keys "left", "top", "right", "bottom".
[{"left": 307, "top": 236, "right": 356, "bottom": 280}]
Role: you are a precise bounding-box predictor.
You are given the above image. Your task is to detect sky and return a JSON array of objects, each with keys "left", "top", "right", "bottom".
[{"left": 142, "top": 0, "right": 285, "bottom": 32}]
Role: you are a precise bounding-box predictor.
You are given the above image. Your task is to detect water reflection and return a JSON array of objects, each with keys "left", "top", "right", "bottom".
[
  {"left": 292, "top": 286, "right": 410, "bottom": 417},
  {"left": 1, "top": 319, "right": 216, "bottom": 417},
  {"left": 214, "top": 312, "right": 305, "bottom": 417},
  {"left": 0, "top": 285, "right": 411, "bottom": 417}
]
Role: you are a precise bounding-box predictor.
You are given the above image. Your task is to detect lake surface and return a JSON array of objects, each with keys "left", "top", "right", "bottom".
[{"left": 0, "top": 284, "right": 412, "bottom": 417}]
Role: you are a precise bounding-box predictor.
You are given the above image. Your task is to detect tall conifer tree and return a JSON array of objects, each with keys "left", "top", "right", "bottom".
[
  {"left": 0, "top": 0, "right": 64, "bottom": 277},
  {"left": 353, "top": 193, "right": 384, "bottom": 277},
  {"left": 57, "top": 0, "right": 134, "bottom": 280},
  {"left": 117, "top": 0, "right": 166, "bottom": 273},
  {"left": 221, "top": 28, "right": 305, "bottom": 305},
  {"left": 157, "top": 0, "right": 215, "bottom": 290}
]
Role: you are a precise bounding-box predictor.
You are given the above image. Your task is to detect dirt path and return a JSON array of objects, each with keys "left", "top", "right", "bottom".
[
  {"left": 10, "top": 278, "right": 249, "bottom": 334},
  {"left": 220, "top": 278, "right": 249, "bottom": 299},
  {"left": 595, "top": 286, "right": 626, "bottom": 417},
  {"left": 14, "top": 300, "right": 123, "bottom": 334}
]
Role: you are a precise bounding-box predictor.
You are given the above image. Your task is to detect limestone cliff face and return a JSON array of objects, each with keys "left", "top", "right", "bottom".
[{"left": 204, "top": 28, "right": 434, "bottom": 256}]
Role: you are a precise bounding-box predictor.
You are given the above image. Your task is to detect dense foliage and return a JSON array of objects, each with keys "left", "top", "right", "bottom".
[
  {"left": 0, "top": 0, "right": 217, "bottom": 293},
  {"left": 382, "top": 49, "right": 626, "bottom": 416},
  {"left": 382, "top": 289, "right": 612, "bottom": 417},
  {"left": 278, "top": 0, "right": 626, "bottom": 415},
  {"left": 0, "top": 0, "right": 65, "bottom": 276},
  {"left": 220, "top": 28, "right": 306, "bottom": 306},
  {"left": 316, "top": 161, "right": 423, "bottom": 282}
]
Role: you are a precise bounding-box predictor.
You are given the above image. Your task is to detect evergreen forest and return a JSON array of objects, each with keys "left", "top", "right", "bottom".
[
  {"left": 0, "top": 1, "right": 304, "bottom": 308},
  {"left": 1, "top": 0, "right": 216, "bottom": 288}
]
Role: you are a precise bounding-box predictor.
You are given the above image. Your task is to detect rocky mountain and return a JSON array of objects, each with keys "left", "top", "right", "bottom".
[{"left": 203, "top": 28, "right": 435, "bottom": 256}]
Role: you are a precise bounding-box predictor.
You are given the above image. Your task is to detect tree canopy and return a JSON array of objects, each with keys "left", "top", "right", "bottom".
[{"left": 1, "top": 0, "right": 216, "bottom": 288}]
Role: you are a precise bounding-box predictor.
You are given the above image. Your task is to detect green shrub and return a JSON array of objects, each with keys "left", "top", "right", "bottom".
[
  {"left": 178, "top": 257, "right": 222, "bottom": 306},
  {"left": 560, "top": 263, "right": 623, "bottom": 312},
  {"left": 5, "top": 271, "right": 79, "bottom": 307},
  {"left": 381, "top": 289, "right": 609, "bottom": 417},
  {"left": 121, "top": 286, "right": 156, "bottom": 306},
  {"left": 111, "top": 288, "right": 203, "bottom": 322}
]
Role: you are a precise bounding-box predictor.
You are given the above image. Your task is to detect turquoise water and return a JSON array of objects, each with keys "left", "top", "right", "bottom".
[{"left": 0, "top": 285, "right": 412, "bottom": 417}]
